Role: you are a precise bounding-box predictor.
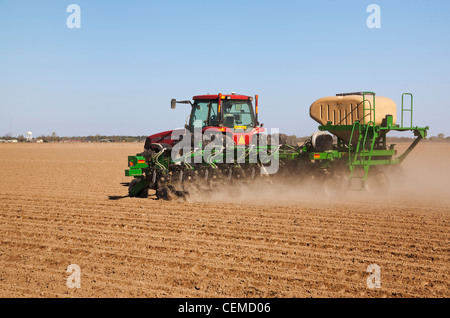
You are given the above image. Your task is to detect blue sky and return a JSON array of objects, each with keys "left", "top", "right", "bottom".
[{"left": 1, "top": 0, "right": 449, "bottom": 137}]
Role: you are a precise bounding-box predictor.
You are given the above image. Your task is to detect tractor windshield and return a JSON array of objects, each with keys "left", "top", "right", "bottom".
[
  {"left": 222, "top": 100, "right": 255, "bottom": 129},
  {"left": 190, "top": 101, "right": 219, "bottom": 129}
]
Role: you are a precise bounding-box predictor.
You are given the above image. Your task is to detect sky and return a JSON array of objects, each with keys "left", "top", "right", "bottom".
[{"left": 0, "top": 0, "right": 449, "bottom": 138}]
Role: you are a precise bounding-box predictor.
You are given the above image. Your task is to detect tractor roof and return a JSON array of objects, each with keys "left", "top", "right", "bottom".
[{"left": 193, "top": 94, "right": 252, "bottom": 101}]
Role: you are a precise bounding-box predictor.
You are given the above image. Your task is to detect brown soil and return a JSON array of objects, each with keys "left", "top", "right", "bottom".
[{"left": 0, "top": 142, "right": 448, "bottom": 298}]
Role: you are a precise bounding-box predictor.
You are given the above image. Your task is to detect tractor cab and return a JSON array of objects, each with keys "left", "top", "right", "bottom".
[
  {"left": 171, "top": 93, "right": 265, "bottom": 145},
  {"left": 189, "top": 94, "right": 257, "bottom": 131}
]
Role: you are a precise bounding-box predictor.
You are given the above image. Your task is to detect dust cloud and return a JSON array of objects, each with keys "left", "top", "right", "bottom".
[{"left": 186, "top": 142, "right": 450, "bottom": 208}]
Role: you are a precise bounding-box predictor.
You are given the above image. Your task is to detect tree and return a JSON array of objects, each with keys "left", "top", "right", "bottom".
[
  {"left": 51, "top": 132, "right": 60, "bottom": 142},
  {"left": 38, "top": 135, "right": 50, "bottom": 142}
]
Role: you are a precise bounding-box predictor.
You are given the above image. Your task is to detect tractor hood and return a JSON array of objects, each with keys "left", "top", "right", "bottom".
[{"left": 144, "top": 128, "right": 188, "bottom": 150}]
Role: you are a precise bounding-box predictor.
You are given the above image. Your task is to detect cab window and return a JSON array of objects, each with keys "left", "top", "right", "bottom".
[
  {"left": 222, "top": 101, "right": 255, "bottom": 129},
  {"left": 190, "top": 101, "right": 218, "bottom": 129}
]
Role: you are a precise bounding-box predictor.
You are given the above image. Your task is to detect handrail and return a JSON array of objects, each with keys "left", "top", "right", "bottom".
[
  {"left": 401, "top": 93, "right": 413, "bottom": 128},
  {"left": 360, "top": 121, "right": 373, "bottom": 167},
  {"left": 362, "top": 92, "right": 376, "bottom": 125},
  {"left": 348, "top": 121, "right": 359, "bottom": 172},
  {"left": 364, "top": 121, "right": 376, "bottom": 178}
]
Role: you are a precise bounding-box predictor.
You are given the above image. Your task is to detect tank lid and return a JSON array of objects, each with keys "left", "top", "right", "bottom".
[{"left": 336, "top": 92, "right": 375, "bottom": 96}]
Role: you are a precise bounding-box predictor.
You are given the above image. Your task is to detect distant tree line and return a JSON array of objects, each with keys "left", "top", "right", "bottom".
[
  {"left": 386, "top": 133, "right": 450, "bottom": 142},
  {"left": 56, "top": 134, "right": 149, "bottom": 143},
  {"left": 0, "top": 132, "right": 148, "bottom": 143}
]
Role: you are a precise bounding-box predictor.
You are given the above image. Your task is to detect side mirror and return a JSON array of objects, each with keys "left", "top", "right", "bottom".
[{"left": 170, "top": 99, "right": 176, "bottom": 109}]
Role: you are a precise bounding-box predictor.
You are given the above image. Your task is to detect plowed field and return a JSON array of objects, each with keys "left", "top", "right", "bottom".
[{"left": 0, "top": 142, "right": 448, "bottom": 298}]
